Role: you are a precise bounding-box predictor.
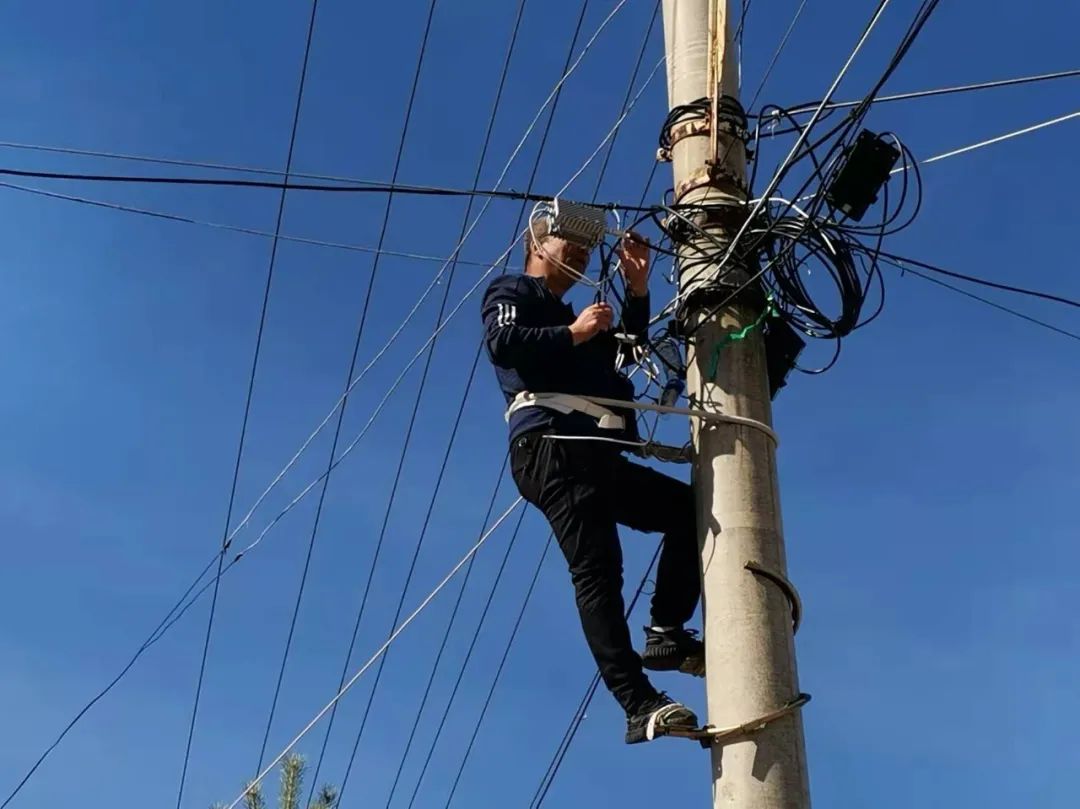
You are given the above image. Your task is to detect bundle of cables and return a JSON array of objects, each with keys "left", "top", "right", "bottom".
[
  {"left": 638, "top": 0, "right": 940, "bottom": 374},
  {"left": 658, "top": 95, "right": 751, "bottom": 156},
  {"left": 651, "top": 125, "right": 921, "bottom": 372},
  {"left": 645, "top": 101, "right": 924, "bottom": 374}
]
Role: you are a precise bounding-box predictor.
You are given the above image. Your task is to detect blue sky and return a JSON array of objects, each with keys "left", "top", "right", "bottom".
[{"left": 1, "top": 1, "right": 1078, "bottom": 807}]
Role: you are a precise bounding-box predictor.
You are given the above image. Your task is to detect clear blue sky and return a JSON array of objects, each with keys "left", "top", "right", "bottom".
[{"left": 1, "top": 1, "right": 1078, "bottom": 807}]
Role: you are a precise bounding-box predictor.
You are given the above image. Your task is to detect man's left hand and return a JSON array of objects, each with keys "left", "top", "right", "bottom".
[{"left": 617, "top": 231, "right": 650, "bottom": 297}]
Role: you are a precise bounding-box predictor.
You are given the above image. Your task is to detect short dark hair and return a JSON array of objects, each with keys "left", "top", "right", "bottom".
[{"left": 523, "top": 215, "right": 552, "bottom": 266}]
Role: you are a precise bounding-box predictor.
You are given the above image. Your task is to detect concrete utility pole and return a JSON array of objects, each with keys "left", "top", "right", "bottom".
[{"left": 660, "top": 2, "right": 812, "bottom": 807}]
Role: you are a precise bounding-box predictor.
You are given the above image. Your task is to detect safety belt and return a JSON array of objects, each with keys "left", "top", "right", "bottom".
[{"left": 505, "top": 391, "right": 626, "bottom": 431}]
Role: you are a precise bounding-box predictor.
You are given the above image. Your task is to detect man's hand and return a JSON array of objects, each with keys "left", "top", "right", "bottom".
[
  {"left": 617, "top": 231, "right": 650, "bottom": 297},
  {"left": 568, "top": 302, "right": 614, "bottom": 345}
]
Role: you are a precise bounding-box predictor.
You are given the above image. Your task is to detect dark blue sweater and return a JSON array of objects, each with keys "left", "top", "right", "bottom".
[{"left": 481, "top": 273, "right": 650, "bottom": 444}]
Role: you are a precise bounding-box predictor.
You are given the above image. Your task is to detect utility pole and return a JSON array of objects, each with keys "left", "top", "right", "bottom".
[{"left": 660, "top": 2, "right": 812, "bottom": 807}]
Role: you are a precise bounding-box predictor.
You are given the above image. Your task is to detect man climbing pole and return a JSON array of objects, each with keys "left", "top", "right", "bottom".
[{"left": 480, "top": 204, "right": 705, "bottom": 744}]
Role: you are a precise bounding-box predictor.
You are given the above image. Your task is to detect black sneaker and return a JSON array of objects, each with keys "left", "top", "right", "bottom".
[
  {"left": 625, "top": 693, "right": 698, "bottom": 744},
  {"left": 642, "top": 626, "right": 706, "bottom": 677}
]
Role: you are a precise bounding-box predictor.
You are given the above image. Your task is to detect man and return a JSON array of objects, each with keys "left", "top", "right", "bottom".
[{"left": 481, "top": 211, "right": 705, "bottom": 744}]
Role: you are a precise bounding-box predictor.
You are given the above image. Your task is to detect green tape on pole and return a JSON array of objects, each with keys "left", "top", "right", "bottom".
[{"left": 707, "top": 299, "right": 778, "bottom": 380}]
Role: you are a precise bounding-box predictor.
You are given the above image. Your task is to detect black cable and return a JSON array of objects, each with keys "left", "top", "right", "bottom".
[
  {"left": 401, "top": 513, "right": 532, "bottom": 809},
  {"left": 173, "top": 3, "right": 322, "bottom": 805},
  {"left": 325, "top": 0, "right": 534, "bottom": 800},
  {"left": 442, "top": 533, "right": 554, "bottom": 808},
  {"left": 745, "top": 0, "right": 808, "bottom": 115},
  {"left": 884, "top": 259, "right": 1080, "bottom": 342},
  {"left": 735, "top": 0, "right": 751, "bottom": 55},
  {"left": 667, "top": 0, "right": 945, "bottom": 360},
  {"left": 395, "top": 4, "right": 598, "bottom": 803},
  {"left": 665, "top": 0, "right": 900, "bottom": 316},
  {"left": 377, "top": 457, "right": 514, "bottom": 808},
  {"left": 878, "top": 252, "right": 1080, "bottom": 310},
  {"left": 529, "top": 543, "right": 663, "bottom": 808},
  {"left": 590, "top": 0, "right": 660, "bottom": 201},
  {"left": 370, "top": 7, "right": 534, "bottom": 805},
  {"left": 593, "top": 3, "right": 661, "bottom": 307},
  {"left": 530, "top": 674, "right": 602, "bottom": 809},
  {"left": 0, "top": 166, "right": 657, "bottom": 212},
  {"left": 257, "top": 0, "right": 440, "bottom": 785},
  {"left": 434, "top": 16, "right": 670, "bottom": 801},
  {"left": 481, "top": 149, "right": 669, "bottom": 809},
  {"left": 0, "top": 555, "right": 216, "bottom": 809}
]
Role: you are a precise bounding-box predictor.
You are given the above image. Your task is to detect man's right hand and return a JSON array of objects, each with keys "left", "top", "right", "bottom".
[{"left": 568, "top": 303, "right": 614, "bottom": 345}]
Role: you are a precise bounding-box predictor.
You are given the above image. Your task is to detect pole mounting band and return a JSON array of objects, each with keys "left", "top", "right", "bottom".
[{"left": 674, "top": 165, "right": 747, "bottom": 203}]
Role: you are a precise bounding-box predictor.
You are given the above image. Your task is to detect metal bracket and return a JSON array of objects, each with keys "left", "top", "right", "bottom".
[
  {"left": 745, "top": 561, "right": 803, "bottom": 634},
  {"left": 672, "top": 118, "right": 711, "bottom": 148},
  {"left": 674, "top": 165, "right": 747, "bottom": 204},
  {"left": 655, "top": 693, "right": 812, "bottom": 748}
]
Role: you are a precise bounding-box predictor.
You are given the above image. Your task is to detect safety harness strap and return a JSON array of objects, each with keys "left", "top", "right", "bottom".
[
  {"left": 505, "top": 391, "right": 626, "bottom": 431},
  {"left": 505, "top": 390, "right": 779, "bottom": 447}
]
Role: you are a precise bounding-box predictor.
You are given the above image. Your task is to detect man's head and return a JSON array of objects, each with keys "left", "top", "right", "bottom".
[{"left": 523, "top": 215, "right": 592, "bottom": 297}]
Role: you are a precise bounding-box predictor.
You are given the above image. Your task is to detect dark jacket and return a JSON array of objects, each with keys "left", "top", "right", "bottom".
[{"left": 481, "top": 273, "right": 650, "bottom": 444}]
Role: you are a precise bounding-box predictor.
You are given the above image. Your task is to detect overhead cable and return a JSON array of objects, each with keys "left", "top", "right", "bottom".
[
  {"left": 0, "top": 180, "right": 502, "bottom": 269},
  {"left": 255, "top": 0, "right": 442, "bottom": 778},
  {"left": 219, "top": 498, "right": 525, "bottom": 809},
  {"left": 879, "top": 252, "right": 1080, "bottom": 309},
  {"left": 0, "top": 1, "right": 642, "bottom": 794},
  {"left": 0, "top": 165, "right": 652, "bottom": 211},
  {"left": 443, "top": 535, "right": 554, "bottom": 808},
  {"left": 529, "top": 543, "right": 664, "bottom": 808},
  {"left": 782, "top": 67, "right": 1080, "bottom": 115},
  {"left": 174, "top": 1, "right": 322, "bottom": 805},
  {"left": 915, "top": 109, "right": 1080, "bottom": 168},
  {"left": 401, "top": 9, "right": 665, "bottom": 804},
  {"left": 884, "top": 260, "right": 1080, "bottom": 342},
  {"left": 324, "top": 0, "right": 539, "bottom": 798}
]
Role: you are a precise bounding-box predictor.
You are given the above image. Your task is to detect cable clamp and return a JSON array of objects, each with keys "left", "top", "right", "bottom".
[{"left": 632, "top": 441, "right": 691, "bottom": 464}]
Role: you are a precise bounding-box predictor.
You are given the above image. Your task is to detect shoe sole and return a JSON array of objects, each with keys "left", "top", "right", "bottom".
[
  {"left": 642, "top": 652, "right": 706, "bottom": 677},
  {"left": 625, "top": 704, "right": 698, "bottom": 744}
]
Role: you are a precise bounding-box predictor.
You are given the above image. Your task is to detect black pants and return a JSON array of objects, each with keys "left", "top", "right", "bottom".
[{"left": 510, "top": 430, "right": 700, "bottom": 714}]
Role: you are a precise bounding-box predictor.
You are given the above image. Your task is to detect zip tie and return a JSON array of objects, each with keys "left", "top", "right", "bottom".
[{"left": 578, "top": 394, "right": 779, "bottom": 447}]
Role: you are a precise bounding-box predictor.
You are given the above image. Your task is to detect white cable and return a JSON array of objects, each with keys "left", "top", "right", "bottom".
[
  {"left": 896, "top": 109, "right": 1080, "bottom": 171},
  {"left": 780, "top": 68, "right": 1080, "bottom": 117},
  {"left": 0, "top": 1, "right": 640, "bottom": 794},
  {"left": 768, "top": 108, "right": 1080, "bottom": 211},
  {"left": 220, "top": 0, "right": 632, "bottom": 547},
  {"left": 556, "top": 54, "right": 665, "bottom": 192},
  {"left": 526, "top": 54, "right": 667, "bottom": 292},
  {"left": 234, "top": 54, "right": 667, "bottom": 556},
  {"left": 223, "top": 497, "right": 525, "bottom": 809},
  {"left": 231, "top": 237, "right": 518, "bottom": 558}
]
